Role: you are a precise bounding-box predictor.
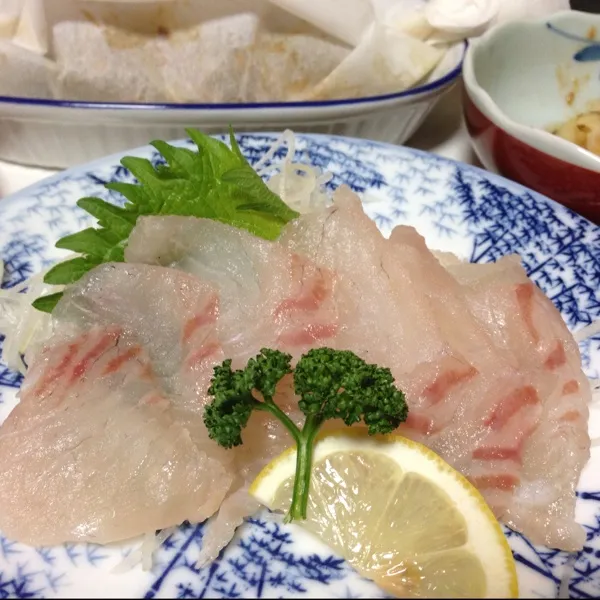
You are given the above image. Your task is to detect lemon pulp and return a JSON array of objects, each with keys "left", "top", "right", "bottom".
[{"left": 250, "top": 431, "right": 518, "bottom": 598}]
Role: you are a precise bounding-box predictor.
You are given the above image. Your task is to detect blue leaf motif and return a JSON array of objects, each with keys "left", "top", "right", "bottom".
[{"left": 574, "top": 44, "right": 600, "bottom": 62}]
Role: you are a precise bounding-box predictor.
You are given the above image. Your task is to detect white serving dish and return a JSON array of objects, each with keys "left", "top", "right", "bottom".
[
  {"left": 464, "top": 10, "right": 600, "bottom": 173},
  {"left": 462, "top": 9, "right": 600, "bottom": 222},
  {"left": 0, "top": 42, "right": 465, "bottom": 169}
]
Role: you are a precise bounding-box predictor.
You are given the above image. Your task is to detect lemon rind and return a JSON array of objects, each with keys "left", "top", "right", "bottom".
[{"left": 250, "top": 428, "right": 518, "bottom": 599}]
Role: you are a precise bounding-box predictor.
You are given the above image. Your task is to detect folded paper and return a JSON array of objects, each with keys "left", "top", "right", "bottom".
[{"left": 0, "top": 0, "right": 570, "bottom": 103}]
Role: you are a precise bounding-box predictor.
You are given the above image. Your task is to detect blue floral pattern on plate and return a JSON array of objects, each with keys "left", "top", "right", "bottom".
[{"left": 0, "top": 133, "right": 599, "bottom": 599}]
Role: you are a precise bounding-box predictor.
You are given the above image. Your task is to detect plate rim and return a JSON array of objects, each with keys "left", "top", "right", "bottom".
[{"left": 0, "top": 130, "right": 595, "bottom": 233}]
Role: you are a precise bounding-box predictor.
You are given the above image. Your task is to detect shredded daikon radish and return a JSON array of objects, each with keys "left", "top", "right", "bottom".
[
  {"left": 257, "top": 129, "right": 333, "bottom": 215},
  {"left": 196, "top": 488, "right": 260, "bottom": 568},
  {"left": 558, "top": 553, "right": 577, "bottom": 598},
  {"left": 111, "top": 527, "right": 177, "bottom": 574},
  {"left": 254, "top": 130, "right": 296, "bottom": 172},
  {"left": 0, "top": 262, "right": 60, "bottom": 373},
  {"left": 575, "top": 321, "right": 600, "bottom": 343}
]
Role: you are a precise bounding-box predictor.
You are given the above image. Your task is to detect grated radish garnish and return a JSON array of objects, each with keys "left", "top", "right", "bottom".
[{"left": 254, "top": 129, "right": 296, "bottom": 172}]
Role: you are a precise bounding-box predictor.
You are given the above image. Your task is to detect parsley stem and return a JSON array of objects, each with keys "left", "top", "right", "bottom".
[
  {"left": 286, "top": 415, "right": 321, "bottom": 523},
  {"left": 258, "top": 401, "right": 301, "bottom": 444}
]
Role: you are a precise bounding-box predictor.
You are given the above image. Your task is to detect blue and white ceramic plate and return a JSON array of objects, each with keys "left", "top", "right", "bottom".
[{"left": 0, "top": 133, "right": 599, "bottom": 599}]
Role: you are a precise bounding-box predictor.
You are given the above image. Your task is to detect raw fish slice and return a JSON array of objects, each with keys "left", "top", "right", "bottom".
[
  {"left": 381, "top": 224, "right": 561, "bottom": 527},
  {"left": 280, "top": 185, "right": 518, "bottom": 438},
  {"left": 447, "top": 256, "right": 591, "bottom": 550},
  {"left": 279, "top": 186, "right": 590, "bottom": 550},
  {"left": 280, "top": 190, "right": 528, "bottom": 505},
  {"left": 382, "top": 225, "right": 522, "bottom": 434},
  {"left": 392, "top": 245, "right": 590, "bottom": 548},
  {"left": 125, "top": 215, "right": 340, "bottom": 362},
  {"left": 0, "top": 263, "right": 240, "bottom": 546},
  {"left": 274, "top": 253, "right": 339, "bottom": 349},
  {"left": 386, "top": 225, "right": 506, "bottom": 374},
  {"left": 0, "top": 325, "right": 233, "bottom": 546},
  {"left": 279, "top": 185, "right": 444, "bottom": 374},
  {"left": 52, "top": 263, "right": 228, "bottom": 448},
  {"left": 53, "top": 262, "right": 219, "bottom": 385},
  {"left": 32, "top": 260, "right": 302, "bottom": 550},
  {"left": 124, "top": 214, "right": 290, "bottom": 364}
]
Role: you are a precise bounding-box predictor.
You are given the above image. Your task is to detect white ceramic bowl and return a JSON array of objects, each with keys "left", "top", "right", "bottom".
[
  {"left": 462, "top": 10, "right": 600, "bottom": 222},
  {"left": 464, "top": 10, "right": 600, "bottom": 171},
  {"left": 0, "top": 43, "right": 465, "bottom": 169}
]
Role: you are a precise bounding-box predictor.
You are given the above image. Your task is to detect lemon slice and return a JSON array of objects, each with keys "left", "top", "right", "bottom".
[{"left": 250, "top": 430, "right": 518, "bottom": 598}]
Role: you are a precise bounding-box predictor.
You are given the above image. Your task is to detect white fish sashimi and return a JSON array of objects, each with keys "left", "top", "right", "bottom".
[
  {"left": 126, "top": 215, "right": 340, "bottom": 362},
  {"left": 278, "top": 185, "right": 591, "bottom": 551},
  {"left": 0, "top": 264, "right": 236, "bottom": 546},
  {"left": 279, "top": 185, "right": 444, "bottom": 372},
  {"left": 52, "top": 262, "right": 230, "bottom": 444},
  {"left": 0, "top": 325, "right": 232, "bottom": 546},
  {"left": 0, "top": 259, "right": 304, "bottom": 551},
  {"left": 0, "top": 191, "right": 591, "bottom": 556},
  {"left": 446, "top": 256, "right": 591, "bottom": 549}
]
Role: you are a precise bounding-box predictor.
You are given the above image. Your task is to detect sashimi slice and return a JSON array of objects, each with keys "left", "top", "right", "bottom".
[
  {"left": 279, "top": 186, "right": 514, "bottom": 436},
  {"left": 446, "top": 256, "right": 591, "bottom": 550},
  {"left": 52, "top": 262, "right": 226, "bottom": 426},
  {"left": 279, "top": 186, "right": 445, "bottom": 375},
  {"left": 278, "top": 185, "right": 591, "bottom": 551},
  {"left": 278, "top": 188, "right": 513, "bottom": 452},
  {"left": 0, "top": 325, "right": 232, "bottom": 546},
  {"left": 0, "top": 264, "right": 237, "bottom": 546},
  {"left": 125, "top": 215, "right": 340, "bottom": 362},
  {"left": 0, "top": 261, "right": 306, "bottom": 553}
]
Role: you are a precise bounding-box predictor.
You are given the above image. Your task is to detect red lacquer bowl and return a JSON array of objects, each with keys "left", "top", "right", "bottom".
[{"left": 462, "top": 10, "right": 600, "bottom": 224}]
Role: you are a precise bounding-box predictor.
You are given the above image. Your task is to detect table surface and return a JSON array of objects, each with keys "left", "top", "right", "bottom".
[{"left": 0, "top": 85, "right": 480, "bottom": 199}]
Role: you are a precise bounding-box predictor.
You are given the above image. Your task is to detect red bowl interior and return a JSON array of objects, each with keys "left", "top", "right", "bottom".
[{"left": 462, "top": 83, "right": 600, "bottom": 225}]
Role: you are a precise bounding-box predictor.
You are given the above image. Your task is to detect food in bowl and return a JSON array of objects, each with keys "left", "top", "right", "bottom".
[
  {"left": 550, "top": 110, "right": 600, "bottom": 156},
  {"left": 0, "top": 127, "right": 598, "bottom": 597},
  {"left": 462, "top": 10, "right": 600, "bottom": 223},
  {"left": 0, "top": 0, "right": 468, "bottom": 168},
  {"left": 0, "top": 0, "right": 467, "bottom": 104}
]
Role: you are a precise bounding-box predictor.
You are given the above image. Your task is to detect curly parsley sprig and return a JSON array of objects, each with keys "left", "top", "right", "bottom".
[{"left": 203, "top": 348, "right": 409, "bottom": 522}]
